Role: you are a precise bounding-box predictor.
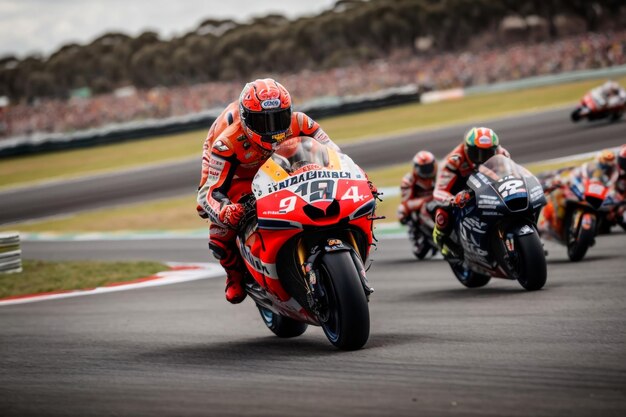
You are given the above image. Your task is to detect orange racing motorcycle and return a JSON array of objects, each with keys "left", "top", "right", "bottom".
[{"left": 236, "top": 136, "right": 377, "bottom": 350}]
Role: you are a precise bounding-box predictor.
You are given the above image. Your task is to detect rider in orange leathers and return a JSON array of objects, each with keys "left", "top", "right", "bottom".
[
  {"left": 432, "top": 127, "right": 509, "bottom": 258},
  {"left": 397, "top": 151, "right": 437, "bottom": 224},
  {"left": 197, "top": 79, "right": 340, "bottom": 303},
  {"left": 540, "top": 149, "right": 618, "bottom": 236}
]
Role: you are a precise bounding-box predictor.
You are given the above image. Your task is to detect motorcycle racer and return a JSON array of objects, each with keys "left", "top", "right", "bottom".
[
  {"left": 397, "top": 151, "right": 437, "bottom": 224},
  {"left": 589, "top": 80, "right": 626, "bottom": 110},
  {"left": 540, "top": 149, "right": 618, "bottom": 236},
  {"left": 432, "top": 127, "right": 510, "bottom": 258},
  {"left": 197, "top": 78, "right": 340, "bottom": 304}
]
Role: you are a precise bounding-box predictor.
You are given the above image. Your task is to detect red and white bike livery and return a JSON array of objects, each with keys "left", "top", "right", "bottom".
[{"left": 237, "top": 136, "right": 376, "bottom": 350}]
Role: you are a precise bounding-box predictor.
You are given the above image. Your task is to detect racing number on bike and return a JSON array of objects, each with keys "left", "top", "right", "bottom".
[
  {"left": 278, "top": 196, "right": 297, "bottom": 213},
  {"left": 293, "top": 180, "right": 335, "bottom": 201},
  {"left": 497, "top": 179, "right": 525, "bottom": 198}
]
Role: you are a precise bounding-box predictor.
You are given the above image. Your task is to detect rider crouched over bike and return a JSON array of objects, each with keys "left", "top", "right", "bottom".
[
  {"left": 196, "top": 78, "right": 345, "bottom": 304},
  {"left": 432, "top": 127, "right": 510, "bottom": 259},
  {"left": 397, "top": 151, "right": 438, "bottom": 257},
  {"left": 397, "top": 151, "right": 437, "bottom": 224},
  {"left": 540, "top": 149, "right": 618, "bottom": 237}
]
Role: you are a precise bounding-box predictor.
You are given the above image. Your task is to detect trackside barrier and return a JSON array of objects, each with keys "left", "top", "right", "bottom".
[
  {"left": 0, "top": 232, "right": 22, "bottom": 274},
  {"left": 0, "top": 86, "right": 421, "bottom": 158},
  {"left": 465, "top": 64, "right": 626, "bottom": 95}
]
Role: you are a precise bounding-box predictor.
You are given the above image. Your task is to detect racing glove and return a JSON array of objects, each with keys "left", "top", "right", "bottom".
[
  {"left": 451, "top": 190, "right": 472, "bottom": 208},
  {"left": 219, "top": 203, "right": 245, "bottom": 229}
]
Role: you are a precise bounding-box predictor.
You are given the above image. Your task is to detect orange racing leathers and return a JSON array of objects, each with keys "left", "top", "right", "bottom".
[
  {"left": 397, "top": 173, "right": 435, "bottom": 224},
  {"left": 433, "top": 142, "right": 510, "bottom": 203},
  {"left": 196, "top": 101, "right": 338, "bottom": 284}
]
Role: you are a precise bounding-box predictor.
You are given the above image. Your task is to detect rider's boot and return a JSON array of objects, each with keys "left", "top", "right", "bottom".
[
  {"left": 209, "top": 230, "right": 247, "bottom": 304},
  {"left": 224, "top": 269, "right": 246, "bottom": 304},
  {"left": 433, "top": 227, "right": 463, "bottom": 261}
]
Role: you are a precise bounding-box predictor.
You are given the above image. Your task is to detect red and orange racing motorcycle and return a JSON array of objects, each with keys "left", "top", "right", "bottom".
[
  {"left": 570, "top": 91, "right": 624, "bottom": 123},
  {"left": 237, "top": 136, "right": 377, "bottom": 350},
  {"left": 539, "top": 164, "right": 613, "bottom": 261}
]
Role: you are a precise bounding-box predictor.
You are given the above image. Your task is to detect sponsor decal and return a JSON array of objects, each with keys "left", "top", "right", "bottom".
[
  {"left": 482, "top": 210, "right": 502, "bottom": 216},
  {"left": 272, "top": 132, "right": 287, "bottom": 142},
  {"left": 266, "top": 171, "right": 351, "bottom": 193},
  {"left": 238, "top": 241, "right": 275, "bottom": 278},
  {"left": 478, "top": 135, "right": 492, "bottom": 145},
  {"left": 261, "top": 99, "right": 281, "bottom": 109},
  {"left": 469, "top": 176, "right": 482, "bottom": 189},
  {"left": 209, "top": 156, "right": 225, "bottom": 169}
]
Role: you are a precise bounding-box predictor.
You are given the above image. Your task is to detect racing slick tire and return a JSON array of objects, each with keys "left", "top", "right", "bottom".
[
  {"left": 515, "top": 232, "right": 547, "bottom": 291},
  {"left": 318, "top": 251, "right": 370, "bottom": 350},
  {"left": 567, "top": 213, "right": 596, "bottom": 262}
]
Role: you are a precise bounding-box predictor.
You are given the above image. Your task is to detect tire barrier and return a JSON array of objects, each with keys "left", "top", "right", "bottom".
[{"left": 0, "top": 232, "right": 22, "bottom": 274}]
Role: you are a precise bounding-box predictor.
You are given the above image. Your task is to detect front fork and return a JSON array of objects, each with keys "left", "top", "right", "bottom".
[
  {"left": 296, "top": 235, "right": 373, "bottom": 317},
  {"left": 568, "top": 209, "right": 596, "bottom": 245}
]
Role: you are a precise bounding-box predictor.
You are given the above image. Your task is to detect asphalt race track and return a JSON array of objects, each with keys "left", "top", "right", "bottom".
[
  {"left": 3, "top": 233, "right": 626, "bottom": 416},
  {"left": 2, "top": 107, "right": 626, "bottom": 416},
  {"left": 1, "top": 106, "right": 625, "bottom": 224}
]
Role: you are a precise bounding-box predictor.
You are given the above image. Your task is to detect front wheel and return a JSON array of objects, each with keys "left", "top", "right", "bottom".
[
  {"left": 318, "top": 251, "right": 370, "bottom": 350},
  {"left": 257, "top": 306, "right": 308, "bottom": 338},
  {"left": 570, "top": 108, "right": 582, "bottom": 122},
  {"left": 449, "top": 262, "right": 491, "bottom": 288},
  {"left": 514, "top": 232, "right": 547, "bottom": 291},
  {"left": 410, "top": 227, "right": 433, "bottom": 259},
  {"left": 567, "top": 212, "right": 596, "bottom": 262}
]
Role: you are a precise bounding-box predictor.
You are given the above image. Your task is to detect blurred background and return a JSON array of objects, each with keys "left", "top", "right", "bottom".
[{"left": 1, "top": 0, "right": 625, "bottom": 139}]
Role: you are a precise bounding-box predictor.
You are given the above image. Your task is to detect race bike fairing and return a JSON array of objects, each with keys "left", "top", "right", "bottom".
[
  {"left": 251, "top": 136, "right": 373, "bottom": 226},
  {"left": 469, "top": 155, "right": 545, "bottom": 213}
]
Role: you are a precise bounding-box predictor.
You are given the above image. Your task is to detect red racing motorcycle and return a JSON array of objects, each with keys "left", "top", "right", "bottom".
[
  {"left": 237, "top": 136, "right": 376, "bottom": 350},
  {"left": 570, "top": 91, "right": 624, "bottom": 123},
  {"left": 539, "top": 163, "right": 613, "bottom": 261}
]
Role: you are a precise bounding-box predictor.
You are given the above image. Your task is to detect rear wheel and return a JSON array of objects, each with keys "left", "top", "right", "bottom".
[
  {"left": 318, "top": 251, "right": 370, "bottom": 350},
  {"left": 257, "top": 306, "right": 308, "bottom": 338},
  {"left": 567, "top": 213, "right": 596, "bottom": 262},
  {"left": 450, "top": 262, "right": 491, "bottom": 288},
  {"left": 514, "top": 232, "right": 547, "bottom": 291}
]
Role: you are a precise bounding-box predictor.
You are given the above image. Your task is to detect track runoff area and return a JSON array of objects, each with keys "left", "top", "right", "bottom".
[{"left": 1, "top": 108, "right": 626, "bottom": 416}]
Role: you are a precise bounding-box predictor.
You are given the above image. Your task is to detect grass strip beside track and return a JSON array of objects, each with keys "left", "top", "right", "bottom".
[
  {"left": 0, "top": 260, "right": 167, "bottom": 298},
  {"left": 2, "top": 75, "right": 624, "bottom": 190},
  {"left": 0, "top": 155, "right": 591, "bottom": 233}
]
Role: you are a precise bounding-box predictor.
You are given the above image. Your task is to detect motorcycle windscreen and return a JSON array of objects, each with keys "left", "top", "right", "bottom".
[
  {"left": 477, "top": 155, "right": 534, "bottom": 212},
  {"left": 271, "top": 136, "right": 331, "bottom": 173}
]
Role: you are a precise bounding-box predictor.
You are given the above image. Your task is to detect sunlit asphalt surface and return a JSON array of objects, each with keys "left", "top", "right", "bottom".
[
  {"left": 2, "top": 231, "right": 626, "bottom": 416},
  {"left": 1, "top": 109, "right": 626, "bottom": 415}
]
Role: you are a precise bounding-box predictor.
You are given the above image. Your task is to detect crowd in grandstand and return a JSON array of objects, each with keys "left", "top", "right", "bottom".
[{"left": 2, "top": 31, "right": 625, "bottom": 138}]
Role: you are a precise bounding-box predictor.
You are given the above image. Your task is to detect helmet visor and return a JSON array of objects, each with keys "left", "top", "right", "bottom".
[
  {"left": 467, "top": 146, "right": 497, "bottom": 165},
  {"left": 414, "top": 161, "right": 436, "bottom": 178},
  {"left": 243, "top": 108, "right": 292, "bottom": 137}
]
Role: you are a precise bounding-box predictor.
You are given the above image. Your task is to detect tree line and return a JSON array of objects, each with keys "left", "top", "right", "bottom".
[{"left": 1, "top": 0, "right": 624, "bottom": 103}]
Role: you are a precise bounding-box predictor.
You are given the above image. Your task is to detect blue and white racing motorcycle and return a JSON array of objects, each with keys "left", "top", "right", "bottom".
[{"left": 444, "top": 155, "right": 548, "bottom": 291}]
